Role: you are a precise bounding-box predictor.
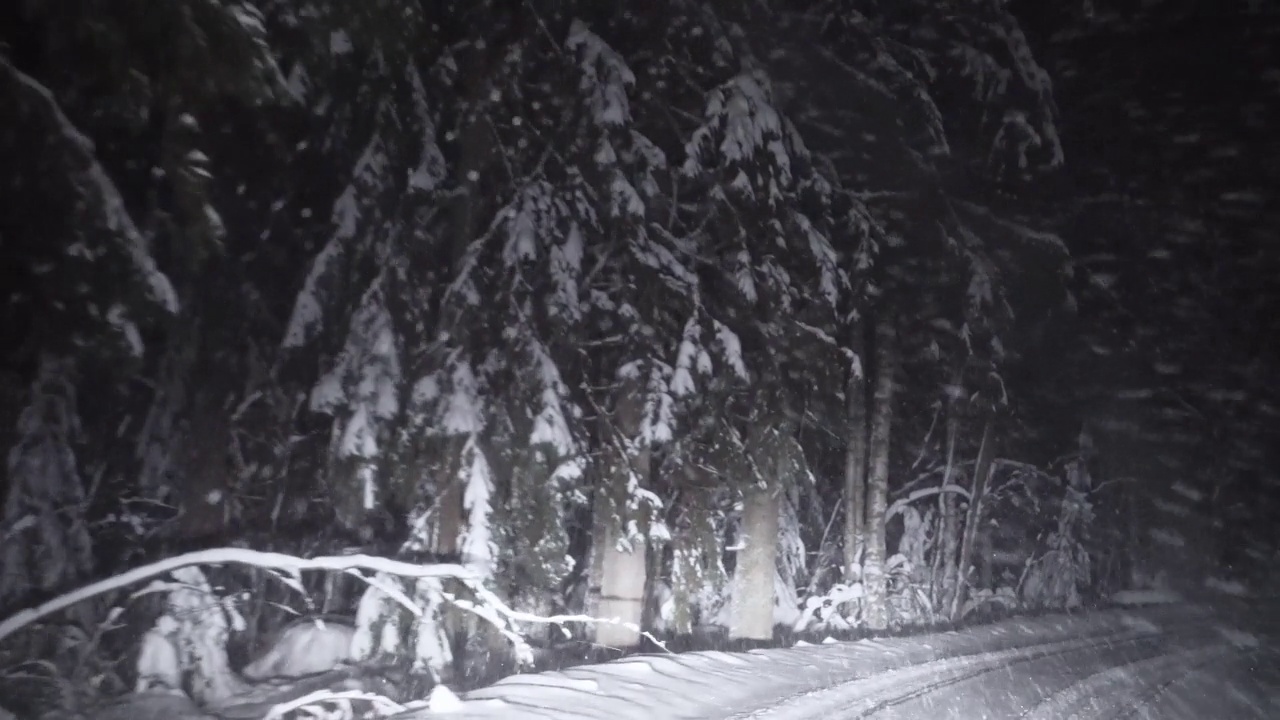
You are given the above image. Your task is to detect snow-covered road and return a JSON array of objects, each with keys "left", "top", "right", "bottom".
[
  {"left": 392, "top": 602, "right": 1280, "bottom": 720},
  {"left": 738, "top": 619, "right": 1273, "bottom": 719}
]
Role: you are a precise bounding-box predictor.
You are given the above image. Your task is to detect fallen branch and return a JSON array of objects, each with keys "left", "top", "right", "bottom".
[
  {"left": 0, "top": 548, "right": 477, "bottom": 646},
  {"left": 0, "top": 545, "right": 672, "bottom": 678},
  {"left": 451, "top": 584, "right": 672, "bottom": 654}
]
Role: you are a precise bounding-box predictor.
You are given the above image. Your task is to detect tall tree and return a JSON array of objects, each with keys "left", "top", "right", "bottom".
[
  {"left": 861, "top": 316, "right": 898, "bottom": 629},
  {"left": 842, "top": 326, "right": 870, "bottom": 580}
]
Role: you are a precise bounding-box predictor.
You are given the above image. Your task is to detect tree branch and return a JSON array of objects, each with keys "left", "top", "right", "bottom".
[
  {"left": 0, "top": 548, "right": 477, "bottom": 645},
  {"left": 886, "top": 484, "right": 972, "bottom": 522}
]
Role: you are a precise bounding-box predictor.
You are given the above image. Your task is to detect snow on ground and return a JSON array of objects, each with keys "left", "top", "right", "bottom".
[
  {"left": 384, "top": 602, "right": 1278, "bottom": 719},
  {"left": 1020, "top": 645, "right": 1222, "bottom": 720},
  {"left": 1128, "top": 648, "right": 1280, "bottom": 720},
  {"left": 241, "top": 620, "right": 356, "bottom": 680}
]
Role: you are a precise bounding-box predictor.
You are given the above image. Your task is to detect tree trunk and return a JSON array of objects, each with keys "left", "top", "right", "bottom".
[
  {"left": 589, "top": 380, "right": 650, "bottom": 648},
  {"left": 862, "top": 318, "right": 897, "bottom": 630},
  {"left": 842, "top": 326, "right": 869, "bottom": 580},
  {"left": 729, "top": 478, "right": 780, "bottom": 640},
  {"left": 433, "top": 483, "right": 463, "bottom": 555},
  {"left": 932, "top": 396, "right": 961, "bottom": 608},
  {"left": 949, "top": 419, "right": 996, "bottom": 620},
  {"left": 594, "top": 519, "right": 648, "bottom": 647}
]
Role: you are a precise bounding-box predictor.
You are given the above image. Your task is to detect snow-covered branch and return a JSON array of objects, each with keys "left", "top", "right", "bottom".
[
  {"left": 0, "top": 545, "right": 671, "bottom": 675},
  {"left": 886, "top": 485, "right": 971, "bottom": 521},
  {"left": 0, "top": 548, "right": 477, "bottom": 645},
  {"left": 1, "top": 56, "right": 179, "bottom": 315},
  {"left": 449, "top": 582, "right": 671, "bottom": 655}
]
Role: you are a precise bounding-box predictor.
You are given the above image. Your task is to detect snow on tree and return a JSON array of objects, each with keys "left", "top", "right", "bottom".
[
  {"left": 134, "top": 615, "right": 183, "bottom": 691},
  {"left": 1022, "top": 479, "right": 1093, "bottom": 610},
  {"left": 857, "top": 0, "right": 1065, "bottom": 177},
  {"left": 11, "top": 1, "right": 1277, "bottom": 706},
  {"left": 773, "top": 473, "right": 808, "bottom": 629},
  {"left": 410, "top": 577, "right": 454, "bottom": 678},
  {"left": 351, "top": 572, "right": 410, "bottom": 665},
  {"left": 309, "top": 278, "right": 403, "bottom": 532},
  {"left": 491, "top": 434, "right": 576, "bottom": 623},
  {"left": 282, "top": 234, "right": 345, "bottom": 350},
  {"left": 405, "top": 354, "right": 491, "bottom": 561},
  {"left": 666, "top": 459, "right": 730, "bottom": 635},
  {"left": 281, "top": 84, "right": 415, "bottom": 349},
  {"left": 743, "top": 2, "right": 1074, "bottom": 631},
  {"left": 270, "top": 11, "right": 466, "bottom": 657},
  {"left": 485, "top": 341, "right": 580, "bottom": 620},
  {"left": 588, "top": 372, "right": 660, "bottom": 647},
  {"left": 277, "top": 1, "right": 454, "bottom": 542},
  {"left": 4, "top": 0, "right": 297, "bottom": 547},
  {"left": 0, "top": 357, "right": 95, "bottom": 610},
  {"left": 0, "top": 56, "right": 180, "bottom": 353},
  {"left": 144, "top": 567, "right": 249, "bottom": 704},
  {"left": 350, "top": 571, "right": 453, "bottom": 681},
  {"left": 456, "top": 436, "right": 496, "bottom": 573},
  {"left": 682, "top": 67, "right": 846, "bottom": 318}
]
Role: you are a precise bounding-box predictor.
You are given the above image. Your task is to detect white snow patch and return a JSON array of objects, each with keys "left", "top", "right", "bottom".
[
  {"left": 458, "top": 438, "right": 496, "bottom": 570},
  {"left": 439, "top": 362, "right": 484, "bottom": 435},
  {"left": 283, "top": 236, "right": 344, "bottom": 347},
  {"left": 309, "top": 373, "right": 344, "bottom": 412},
  {"left": 331, "top": 186, "right": 359, "bottom": 241},
  {"left": 339, "top": 406, "right": 377, "bottom": 458},
  {"left": 712, "top": 320, "right": 748, "bottom": 380},
  {"left": 241, "top": 620, "right": 355, "bottom": 680},
  {"left": 135, "top": 616, "right": 182, "bottom": 691},
  {"left": 566, "top": 20, "right": 635, "bottom": 127},
  {"left": 427, "top": 685, "right": 465, "bottom": 713}
]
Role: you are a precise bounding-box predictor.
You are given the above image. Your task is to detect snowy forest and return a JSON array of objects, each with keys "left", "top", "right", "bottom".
[{"left": 1, "top": 0, "right": 1278, "bottom": 717}]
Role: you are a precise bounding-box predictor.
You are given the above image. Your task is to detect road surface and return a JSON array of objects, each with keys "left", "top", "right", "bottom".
[
  {"left": 735, "top": 616, "right": 1276, "bottom": 719},
  {"left": 385, "top": 602, "right": 1279, "bottom": 719}
]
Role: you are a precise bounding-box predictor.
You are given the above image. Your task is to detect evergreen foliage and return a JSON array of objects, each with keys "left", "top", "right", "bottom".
[{"left": 1, "top": 0, "right": 1276, "bottom": 713}]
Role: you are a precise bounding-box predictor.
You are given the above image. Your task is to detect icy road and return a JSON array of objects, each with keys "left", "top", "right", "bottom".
[{"left": 393, "top": 602, "right": 1279, "bottom": 720}]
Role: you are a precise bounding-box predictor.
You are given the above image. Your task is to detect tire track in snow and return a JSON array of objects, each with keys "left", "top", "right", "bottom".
[
  {"left": 1102, "top": 647, "right": 1278, "bottom": 720},
  {"left": 1017, "top": 643, "right": 1232, "bottom": 720},
  {"left": 386, "top": 605, "right": 1222, "bottom": 720},
  {"left": 733, "top": 624, "right": 1211, "bottom": 720}
]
